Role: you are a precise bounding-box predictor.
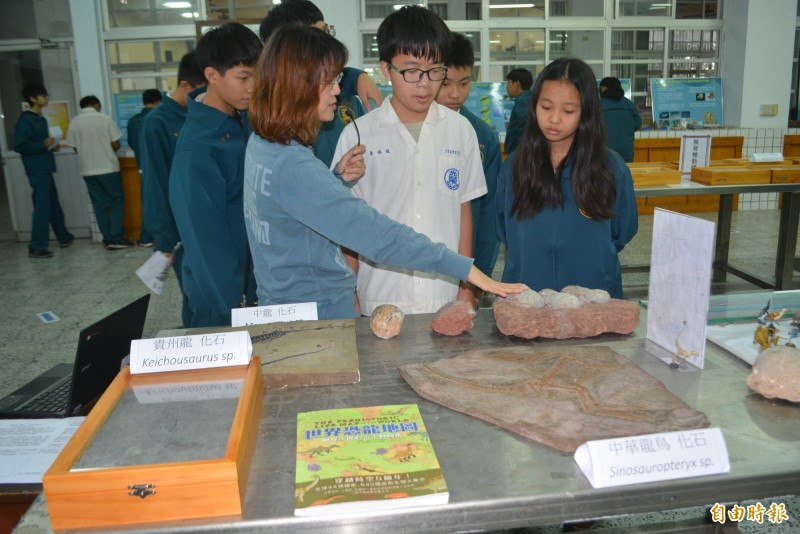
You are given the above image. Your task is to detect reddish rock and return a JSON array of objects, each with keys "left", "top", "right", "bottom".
[
  {"left": 494, "top": 292, "right": 640, "bottom": 339},
  {"left": 370, "top": 304, "right": 405, "bottom": 339},
  {"left": 747, "top": 346, "right": 800, "bottom": 402},
  {"left": 431, "top": 301, "right": 477, "bottom": 336}
]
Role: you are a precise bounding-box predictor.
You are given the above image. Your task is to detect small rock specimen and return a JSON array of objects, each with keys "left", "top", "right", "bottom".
[
  {"left": 747, "top": 346, "right": 800, "bottom": 402},
  {"left": 369, "top": 304, "right": 405, "bottom": 339},
  {"left": 493, "top": 287, "right": 639, "bottom": 339},
  {"left": 431, "top": 301, "right": 477, "bottom": 336}
]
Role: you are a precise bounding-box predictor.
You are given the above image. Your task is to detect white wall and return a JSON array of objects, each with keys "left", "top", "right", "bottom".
[
  {"left": 68, "top": 0, "right": 111, "bottom": 113},
  {"left": 315, "top": 0, "right": 361, "bottom": 71},
  {"left": 721, "top": 0, "right": 796, "bottom": 128}
]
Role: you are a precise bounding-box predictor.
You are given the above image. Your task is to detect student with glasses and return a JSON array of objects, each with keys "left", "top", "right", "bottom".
[
  {"left": 244, "top": 24, "right": 526, "bottom": 320},
  {"left": 332, "top": 5, "right": 489, "bottom": 316}
]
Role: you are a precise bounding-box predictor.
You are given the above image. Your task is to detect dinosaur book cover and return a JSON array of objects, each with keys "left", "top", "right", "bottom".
[{"left": 294, "top": 404, "right": 448, "bottom": 516}]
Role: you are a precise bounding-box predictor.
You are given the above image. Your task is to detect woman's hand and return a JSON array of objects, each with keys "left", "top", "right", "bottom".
[
  {"left": 335, "top": 143, "right": 366, "bottom": 182},
  {"left": 466, "top": 266, "right": 527, "bottom": 298}
]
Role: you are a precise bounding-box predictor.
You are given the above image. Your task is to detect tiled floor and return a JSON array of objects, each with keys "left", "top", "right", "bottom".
[{"left": 2, "top": 177, "right": 798, "bottom": 532}]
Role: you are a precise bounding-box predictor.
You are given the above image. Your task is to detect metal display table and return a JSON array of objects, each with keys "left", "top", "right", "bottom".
[
  {"left": 634, "top": 181, "right": 800, "bottom": 290},
  {"left": 17, "top": 309, "right": 800, "bottom": 533}
]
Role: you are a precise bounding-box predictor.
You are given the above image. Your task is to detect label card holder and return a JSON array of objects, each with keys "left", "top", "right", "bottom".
[
  {"left": 231, "top": 302, "right": 318, "bottom": 327},
  {"left": 130, "top": 331, "right": 252, "bottom": 374},
  {"left": 574, "top": 427, "right": 730, "bottom": 488}
]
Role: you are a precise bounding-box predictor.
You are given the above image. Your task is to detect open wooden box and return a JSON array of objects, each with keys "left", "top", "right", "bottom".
[{"left": 43, "top": 357, "right": 263, "bottom": 530}]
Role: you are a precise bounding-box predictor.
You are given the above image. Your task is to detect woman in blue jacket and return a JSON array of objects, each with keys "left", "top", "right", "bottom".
[{"left": 244, "top": 24, "right": 526, "bottom": 320}]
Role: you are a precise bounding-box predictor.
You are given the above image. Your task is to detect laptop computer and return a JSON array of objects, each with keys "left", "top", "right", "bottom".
[{"left": 0, "top": 294, "right": 150, "bottom": 419}]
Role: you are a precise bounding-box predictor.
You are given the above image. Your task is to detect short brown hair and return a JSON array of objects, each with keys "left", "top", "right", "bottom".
[{"left": 250, "top": 24, "right": 347, "bottom": 145}]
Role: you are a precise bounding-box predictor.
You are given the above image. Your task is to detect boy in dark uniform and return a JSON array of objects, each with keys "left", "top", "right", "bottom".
[
  {"left": 435, "top": 33, "right": 502, "bottom": 285},
  {"left": 14, "top": 83, "right": 73, "bottom": 258},
  {"left": 168, "top": 23, "right": 261, "bottom": 327},
  {"left": 139, "top": 52, "right": 205, "bottom": 327}
]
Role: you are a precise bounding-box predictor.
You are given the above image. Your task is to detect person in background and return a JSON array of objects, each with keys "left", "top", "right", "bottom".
[
  {"left": 139, "top": 52, "right": 205, "bottom": 327},
  {"left": 435, "top": 32, "right": 502, "bottom": 300},
  {"left": 169, "top": 23, "right": 262, "bottom": 328},
  {"left": 14, "top": 83, "right": 74, "bottom": 258},
  {"left": 332, "top": 5, "right": 488, "bottom": 316},
  {"left": 503, "top": 67, "right": 533, "bottom": 155},
  {"left": 496, "top": 58, "right": 638, "bottom": 298},
  {"left": 126, "top": 88, "right": 162, "bottom": 247},
  {"left": 599, "top": 76, "right": 642, "bottom": 163},
  {"left": 244, "top": 24, "right": 526, "bottom": 319},
  {"left": 258, "top": 0, "right": 381, "bottom": 167},
  {"left": 66, "top": 95, "right": 130, "bottom": 250}
]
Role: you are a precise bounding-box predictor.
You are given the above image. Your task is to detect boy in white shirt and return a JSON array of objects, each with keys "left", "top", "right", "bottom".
[{"left": 332, "top": 5, "right": 487, "bottom": 316}]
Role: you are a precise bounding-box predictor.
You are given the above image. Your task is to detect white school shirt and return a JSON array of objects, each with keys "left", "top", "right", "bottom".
[
  {"left": 66, "top": 107, "right": 122, "bottom": 176},
  {"left": 332, "top": 97, "right": 487, "bottom": 315}
]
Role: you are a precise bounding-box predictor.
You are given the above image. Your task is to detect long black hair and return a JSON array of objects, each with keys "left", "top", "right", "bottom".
[{"left": 511, "top": 58, "right": 615, "bottom": 221}]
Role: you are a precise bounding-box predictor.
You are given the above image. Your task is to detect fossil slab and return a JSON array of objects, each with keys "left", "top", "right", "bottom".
[
  {"left": 399, "top": 346, "right": 710, "bottom": 453},
  {"left": 159, "top": 320, "right": 359, "bottom": 389},
  {"left": 494, "top": 291, "right": 640, "bottom": 339}
]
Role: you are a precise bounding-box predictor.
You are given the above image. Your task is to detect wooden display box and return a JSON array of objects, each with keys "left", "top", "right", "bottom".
[
  {"left": 626, "top": 164, "right": 682, "bottom": 186},
  {"left": 691, "top": 166, "right": 772, "bottom": 185},
  {"left": 723, "top": 157, "right": 793, "bottom": 166},
  {"left": 43, "top": 358, "right": 263, "bottom": 530},
  {"left": 770, "top": 166, "right": 800, "bottom": 183}
]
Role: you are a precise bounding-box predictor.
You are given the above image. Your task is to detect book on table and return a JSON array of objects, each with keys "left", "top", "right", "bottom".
[{"left": 294, "top": 404, "right": 448, "bottom": 516}]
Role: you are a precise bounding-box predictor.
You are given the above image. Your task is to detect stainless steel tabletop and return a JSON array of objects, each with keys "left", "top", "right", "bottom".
[{"left": 30, "top": 308, "right": 800, "bottom": 533}]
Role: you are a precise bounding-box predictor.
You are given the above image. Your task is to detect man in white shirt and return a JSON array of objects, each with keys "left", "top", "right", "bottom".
[
  {"left": 332, "top": 6, "right": 487, "bottom": 316},
  {"left": 66, "top": 95, "right": 130, "bottom": 249}
]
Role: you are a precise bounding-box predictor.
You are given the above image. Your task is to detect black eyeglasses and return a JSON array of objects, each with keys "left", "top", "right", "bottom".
[{"left": 388, "top": 63, "right": 448, "bottom": 83}]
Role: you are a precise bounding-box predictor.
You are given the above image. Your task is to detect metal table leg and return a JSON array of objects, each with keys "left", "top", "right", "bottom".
[
  {"left": 713, "top": 194, "right": 733, "bottom": 283},
  {"left": 774, "top": 192, "right": 800, "bottom": 290}
]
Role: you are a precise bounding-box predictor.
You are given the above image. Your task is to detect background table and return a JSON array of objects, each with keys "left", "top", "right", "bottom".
[{"left": 634, "top": 181, "right": 800, "bottom": 290}]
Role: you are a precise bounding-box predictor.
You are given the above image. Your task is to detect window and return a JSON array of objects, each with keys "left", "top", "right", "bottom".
[
  {"left": 105, "top": 0, "right": 270, "bottom": 28},
  {"left": 619, "top": 0, "right": 673, "bottom": 17},
  {"left": 488, "top": 0, "right": 544, "bottom": 19},
  {"left": 106, "top": 0, "right": 203, "bottom": 27},
  {"left": 489, "top": 30, "right": 546, "bottom": 63},
  {"left": 675, "top": 0, "right": 720, "bottom": 19},
  {"left": 107, "top": 40, "right": 194, "bottom": 93},
  {"left": 550, "top": 0, "right": 604, "bottom": 17},
  {"left": 549, "top": 30, "right": 604, "bottom": 61},
  {"left": 363, "top": 1, "right": 420, "bottom": 20}
]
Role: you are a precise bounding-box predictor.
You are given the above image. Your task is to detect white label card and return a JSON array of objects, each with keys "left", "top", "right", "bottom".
[
  {"left": 574, "top": 427, "right": 730, "bottom": 488},
  {"left": 679, "top": 134, "right": 711, "bottom": 175},
  {"left": 231, "top": 302, "right": 318, "bottom": 327},
  {"left": 129, "top": 330, "right": 252, "bottom": 374},
  {"left": 750, "top": 152, "right": 784, "bottom": 162}
]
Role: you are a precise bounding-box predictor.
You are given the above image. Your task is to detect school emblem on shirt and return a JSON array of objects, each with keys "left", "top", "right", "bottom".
[
  {"left": 338, "top": 104, "right": 355, "bottom": 125},
  {"left": 444, "top": 168, "right": 460, "bottom": 190}
]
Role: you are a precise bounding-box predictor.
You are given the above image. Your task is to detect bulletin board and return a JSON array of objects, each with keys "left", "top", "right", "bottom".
[
  {"left": 113, "top": 93, "right": 143, "bottom": 148},
  {"left": 651, "top": 78, "right": 723, "bottom": 129}
]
